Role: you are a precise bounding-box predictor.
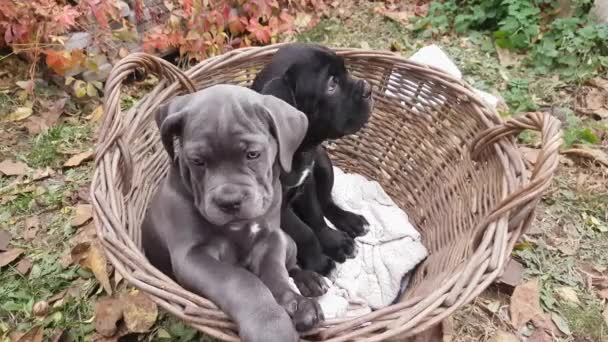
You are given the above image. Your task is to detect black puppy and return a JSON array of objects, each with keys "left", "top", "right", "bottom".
[{"left": 251, "top": 43, "right": 374, "bottom": 275}]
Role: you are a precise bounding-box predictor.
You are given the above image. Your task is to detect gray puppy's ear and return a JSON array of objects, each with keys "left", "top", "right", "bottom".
[
  {"left": 155, "top": 95, "right": 194, "bottom": 161},
  {"left": 154, "top": 101, "right": 185, "bottom": 161},
  {"left": 159, "top": 111, "right": 184, "bottom": 161},
  {"left": 261, "top": 95, "right": 308, "bottom": 173}
]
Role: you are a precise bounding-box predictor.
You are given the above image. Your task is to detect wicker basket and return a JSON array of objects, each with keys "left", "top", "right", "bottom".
[{"left": 91, "top": 44, "right": 562, "bottom": 341}]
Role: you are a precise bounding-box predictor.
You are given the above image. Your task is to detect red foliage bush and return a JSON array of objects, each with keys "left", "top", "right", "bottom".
[{"left": 0, "top": 0, "right": 325, "bottom": 80}]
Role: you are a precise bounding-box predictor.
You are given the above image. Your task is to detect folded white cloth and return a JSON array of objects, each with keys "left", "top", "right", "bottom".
[
  {"left": 287, "top": 167, "right": 427, "bottom": 319},
  {"left": 324, "top": 167, "right": 427, "bottom": 312}
]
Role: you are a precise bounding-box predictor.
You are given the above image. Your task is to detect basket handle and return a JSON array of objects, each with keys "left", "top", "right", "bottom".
[
  {"left": 96, "top": 53, "right": 196, "bottom": 192},
  {"left": 469, "top": 111, "right": 563, "bottom": 236}
]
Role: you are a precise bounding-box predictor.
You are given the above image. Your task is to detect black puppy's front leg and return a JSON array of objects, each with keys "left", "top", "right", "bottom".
[
  {"left": 293, "top": 174, "right": 356, "bottom": 263},
  {"left": 250, "top": 230, "right": 325, "bottom": 332},
  {"left": 282, "top": 207, "right": 335, "bottom": 275},
  {"left": 172, "top": 243, "right": 297, "bottom": 342},
  {"left": 314, "top": 147, "right": 369, "bottom": 238}
]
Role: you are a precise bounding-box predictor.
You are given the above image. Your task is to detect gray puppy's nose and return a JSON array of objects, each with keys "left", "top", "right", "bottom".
[{"left": 213, "top": 187, "right": 244, "bottom": 214}]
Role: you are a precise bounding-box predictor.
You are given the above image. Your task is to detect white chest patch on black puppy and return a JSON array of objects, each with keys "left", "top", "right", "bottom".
[{"left": 292, "top": 161, "right": 315, "bottom": 188}]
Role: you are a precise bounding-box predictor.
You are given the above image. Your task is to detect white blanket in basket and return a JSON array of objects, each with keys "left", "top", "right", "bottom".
[{"left": 290, "top": 167, "right": 428, "bottom": 319}]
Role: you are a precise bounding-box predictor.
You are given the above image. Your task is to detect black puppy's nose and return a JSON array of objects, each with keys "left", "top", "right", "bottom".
[
  {"left": 360, "top": 80, "right": 372, "bottom": 99},
  {"left": 213, "top": 192, "right": 243, "bottom": 214}
]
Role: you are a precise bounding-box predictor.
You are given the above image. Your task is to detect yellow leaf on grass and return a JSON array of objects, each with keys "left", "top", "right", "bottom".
[
  {"left": 71, "top": 242, "right": 112, "bottom": 295},
  {"left": 4, "top": 107, "right": 33, "bottom": 122},
  {"left": 555, "top": 286, "right": 581, "bottom": 305},
  {"left": 86, "top": 82, "right": 98, "bottom": 97},
  {"left": 86, "top": 105, "right": 104, "bottom": 122},
  {"left": 73, "top": 80, "right": 87, "bottom": 98},
  {"left": 122, "top": 290, "right": 158, "bottom": 333}
]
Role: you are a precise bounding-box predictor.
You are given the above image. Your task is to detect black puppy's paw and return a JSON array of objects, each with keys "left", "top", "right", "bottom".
[
  {"left": 291, "top": 269, "right": 328, "bottom": 297},
  {"left": 328, "top": 209, "right": 369, "bottom": 238},
  {"left": 318, "top": 226, "right": 356, "bottom": 263},
  {"left": 300, "top": 253, "right": 336, "bottom": 276}
]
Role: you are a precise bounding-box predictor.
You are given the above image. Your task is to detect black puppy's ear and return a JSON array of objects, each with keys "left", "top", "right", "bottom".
[
  {"left": 261, "top": 68, "right": 297, "bottom": 106},
  {"left": 261, "top": 95, "right": 308, "bottom": 173}
]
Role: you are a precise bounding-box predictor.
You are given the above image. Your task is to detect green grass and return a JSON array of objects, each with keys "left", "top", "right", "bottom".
[{"left": 25, "top": 124, "right": 92, "bottom": 169}]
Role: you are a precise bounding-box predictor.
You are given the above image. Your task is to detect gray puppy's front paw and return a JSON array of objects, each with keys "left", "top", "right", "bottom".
[
  {"left": 292, "top": 296, "right": 323, "bottom": 332},
  {"left": 240, "top": 307, "right": 299, "bottom": 342},
  {"left": 277, "top": 291, "right": 324, "bottom": 332}
]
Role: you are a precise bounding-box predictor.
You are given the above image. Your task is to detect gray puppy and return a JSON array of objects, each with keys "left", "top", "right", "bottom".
[{"left": 142, "top": 84, "right": 327, "bottom": 342}]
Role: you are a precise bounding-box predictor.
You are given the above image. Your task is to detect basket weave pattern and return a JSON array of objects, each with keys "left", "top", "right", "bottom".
[{"left": 91, "top": 44, "right": 562, "bottom": 341}]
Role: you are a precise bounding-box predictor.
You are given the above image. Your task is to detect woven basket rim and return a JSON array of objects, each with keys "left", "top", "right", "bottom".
[{"left": 91, "top": 44, "right": 562, "bottom": 341}]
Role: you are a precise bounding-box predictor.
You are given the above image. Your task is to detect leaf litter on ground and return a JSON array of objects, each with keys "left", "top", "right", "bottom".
[
  {"left": 0, "top": 159, "right": 30, "bottom": 176},
  {"left": 71, "top": 203, "right": 93, "bottom": 227},
  {"left": 94, "top": 290, "right": 158, "bottom": 338},
  {"left": 63, "top": 150, "right": 94, "bottom": 168},
  {"left": 70, "top": 241, "right": 112, "bottom": 295},
  {"left": 0, "top": 248, "right": 24, "bottom": 267}
]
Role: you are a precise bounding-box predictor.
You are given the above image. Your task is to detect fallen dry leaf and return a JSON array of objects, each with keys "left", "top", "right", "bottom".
[
  {"left": 69, "top": 222, "right": 97, "bottom": 246},
  {"left": 71, "top": 242, "right": 112, "bottom": 295},
  {"left": 598, "top": 289, "right": 608, "bottom": 300},
  {"left": 0, "top": 159, "right": 30, "bottom": 176},
  {"left": 85, "top": 105, "right": 104, "bottom": 122},
  {"left": 41, "top": 97, "right": 67, "bottom": 128},
  {"left": 0, "top": 248, "right": 24, "bottom": 267},
  {"left": 15, "top": 325, "right": 43, "bottom": 342},
  {"left": 64, "top": 150, "right": 94, "bottom": 168},
  {"left": 32, "top": 167, "right": 55, "bottom": 181},
  {"left": 32, "top": 300, "right": 49, "bottom": 317},
  {"left": 575, "top": 84, "right": 608, "bottom": 120},
  {"left": 16, "top": 257, "right": 32, "bottom": 275},
  {"left": 22, "top": 116, "right": 48, "bottom": 135},
  {"left": 489, "top": 330, "right": 519, "bottom": 342},
  {"left": 561, "top": 145, "right": 608, "bottom": 167},
  {"left": 510, "top": 279, "right": 544, "bottom": 330},
  {"left": 122, "top": 290, "right": 158, "bottom": 333},
  {"left": 497, "top": 258, "right": 524, "bottom": 288},
  {"left": 71, "top": 204, "right": 93, "bottom": 227},
  {"left": 551, "top": 312, "right": 571, "bottom": 335},
  {"left": 555, "top": 286, "right": 580, "bottom": 305},
  {"left": 0, "top": 229, "right": 11, "bottom": 251},
  {"left": 4, "top": 106, "right": 33, "bottom": 122},
  {"left": 94, "top": 296, "right": 124, "bottom": 337}
]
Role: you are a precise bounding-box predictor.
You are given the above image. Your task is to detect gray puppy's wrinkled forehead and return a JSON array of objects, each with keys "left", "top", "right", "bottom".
[{"left": 180, "top": 85, "right": 269, "bottom": 133}]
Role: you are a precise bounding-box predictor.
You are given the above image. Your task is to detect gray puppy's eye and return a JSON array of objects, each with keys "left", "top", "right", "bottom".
[
  {"left": 327, "top": 76, "right": 338, "bottom": 94},
  {"left": 191, "top": 156, "right": 205, "bottom": 166},
  {"left": 246, "top": 151, "right": 261, "bottom": 160}
]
